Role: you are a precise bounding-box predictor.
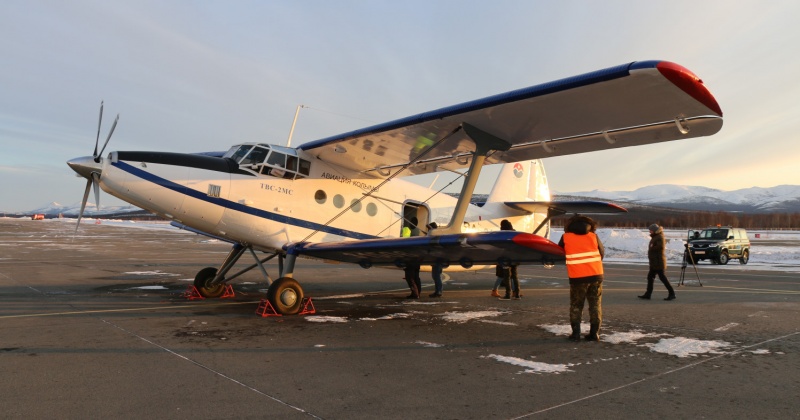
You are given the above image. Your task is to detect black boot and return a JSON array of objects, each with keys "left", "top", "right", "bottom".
[
  {"left": 568, "top": 323, "right": 581, "bottom": 341},
  {"left": 585, "top": 322, "right": 600, "bottom": 341},
  {"left": 638, "top": 293, "right": 651, "bottom": 300},
  {"left": 664, "top": 294, "right": 676, "bottom": 301}
]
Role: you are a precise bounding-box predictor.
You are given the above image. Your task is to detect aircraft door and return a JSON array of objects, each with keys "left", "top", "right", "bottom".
[{"left": 402, "top": 202, "right": 430, "bottom": 237}]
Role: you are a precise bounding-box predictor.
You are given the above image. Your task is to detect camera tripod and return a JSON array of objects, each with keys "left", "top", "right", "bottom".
[{"left": 678, "top": 245, "right": 702, "bottom": 286}]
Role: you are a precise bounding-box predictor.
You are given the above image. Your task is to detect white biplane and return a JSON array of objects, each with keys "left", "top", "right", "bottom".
[{"left": 68, "top": 60, "right": 723, "bottom": 314}]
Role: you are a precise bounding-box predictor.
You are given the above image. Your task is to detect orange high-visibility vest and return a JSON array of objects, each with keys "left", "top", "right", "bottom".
[{"left": 563, "top": 232, "right": 603, "bottom": 279}]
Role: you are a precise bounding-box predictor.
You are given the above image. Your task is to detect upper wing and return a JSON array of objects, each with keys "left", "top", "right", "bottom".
[
  {"left": 298, "top": 60, "right": 722, "bottom": 177},
  {"left": 285, "top": 231, "right": 565, "bottom": 268},
  {"left": 504, "top": 200, "right": 628, "bottom": 215}
]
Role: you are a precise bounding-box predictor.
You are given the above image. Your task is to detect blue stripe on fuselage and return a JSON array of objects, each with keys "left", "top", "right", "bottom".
[{"left": 112, "top": 160, "right": 378, "bottom": 240}]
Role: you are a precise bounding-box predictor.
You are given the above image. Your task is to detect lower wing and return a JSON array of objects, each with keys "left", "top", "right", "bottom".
[{"left": 285, "top": 231, "right": 565, "bottom": 269}]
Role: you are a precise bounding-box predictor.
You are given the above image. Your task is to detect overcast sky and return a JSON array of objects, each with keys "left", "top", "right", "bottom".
[{"left": 2, "top": 0, "right": 799, "bottom": 212}]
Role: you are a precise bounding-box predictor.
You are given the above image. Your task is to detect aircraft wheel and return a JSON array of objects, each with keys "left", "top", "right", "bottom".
[
  {"left": 194, "top": 267, "right": 226, "bottom": 298},
  {"left": 267, "top": 277, "right": 304, "bottom": 315},
  {"left": 717, "top": 252, "right": 729, "bottom": 265},
  {"left": 739, "top": 249, "right": 749, "bottom": 265}
]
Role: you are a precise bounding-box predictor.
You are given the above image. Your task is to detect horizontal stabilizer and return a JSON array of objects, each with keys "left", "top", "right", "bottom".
[
  {"left": 504, "top": 200, "right": 628, "bottom": 215},
  {"left": 285, "top": 231, "right": 565, "bottom": 268}
]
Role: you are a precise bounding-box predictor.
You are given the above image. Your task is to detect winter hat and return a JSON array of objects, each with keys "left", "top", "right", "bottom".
[{"left": 648, "top": 224, "right": 660, "bottom": 232}]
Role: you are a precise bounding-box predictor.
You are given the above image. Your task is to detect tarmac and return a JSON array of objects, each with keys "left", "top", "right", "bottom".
[{"left": 1, "top": 218, "right": 798, "bottom": 419}]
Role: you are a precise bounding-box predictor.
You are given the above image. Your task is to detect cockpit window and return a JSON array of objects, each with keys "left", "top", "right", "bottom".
[
  {"left": 298, "top": 159, "right": 311, "bottom": 176},
  {"left": 266, "top": 151, "right": 286, "bottom": 167},
  {"left": 240, "top": 146, "right": 269, "bottom": 165},
  {"left": 228, "top": 145, "right": 253, "bottom": 163},
  {"left": 226, "top": 143, "right": 311, "bottom": 179}
]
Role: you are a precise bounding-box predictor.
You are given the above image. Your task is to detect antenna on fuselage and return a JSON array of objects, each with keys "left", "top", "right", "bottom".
[{"left": 286, "top": 104, "right": 306, "bottom": 147}]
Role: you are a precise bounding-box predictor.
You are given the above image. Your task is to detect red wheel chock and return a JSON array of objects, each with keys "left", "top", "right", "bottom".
[
  {"left": 256, "top": 299, "right": 280, "bottom": 317},
  {"left": 182, "top": 285, "right": 205, "bottom": 300},
  {"left": 220, "top": 285, "right": 235, "bottom": 299},
  {"left": 182, "top": 284, "right": 235, "bottom": 300},
  {"left": 299, "top": 297, "right": 316, "bottom": 315},
  {"left": 256, "top": 297, "right": 316, "bottom": 317}
]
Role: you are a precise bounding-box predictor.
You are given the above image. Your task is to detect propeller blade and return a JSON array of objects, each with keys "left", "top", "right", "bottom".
[
  {"left": 96, "top": 114, "right": 118, "bottom": 160},
  {"left": 76, "top": 178, "right": 93, "bottom": 232},
  {"left": 93, "top": 101, "right": 104, "bottom": 158},
  {"left": 91, "top": 172, "right": 101, "bottom": 211}
]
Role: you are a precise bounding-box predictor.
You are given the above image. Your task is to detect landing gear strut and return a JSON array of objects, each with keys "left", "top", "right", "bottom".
[{"left": 192, "top": 243, "right": 305, "bottom": 315}]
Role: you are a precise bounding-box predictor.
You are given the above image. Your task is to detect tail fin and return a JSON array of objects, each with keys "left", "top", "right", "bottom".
[{"left": 486, "top": 159, "right": 550, "bottom": 203}]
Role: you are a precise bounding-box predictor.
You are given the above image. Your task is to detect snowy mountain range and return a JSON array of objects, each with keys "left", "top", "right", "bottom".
[
  {"left": 5, "top": 184, "right": 800, "bottom": 217},
  {"left": 556, "top": 184, "right": 800, "bottom": 213}
]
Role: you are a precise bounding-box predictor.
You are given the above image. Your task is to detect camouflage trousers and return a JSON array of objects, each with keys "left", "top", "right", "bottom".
[{"left": 569, "top": 281, "right": 603, "bottom": 325}]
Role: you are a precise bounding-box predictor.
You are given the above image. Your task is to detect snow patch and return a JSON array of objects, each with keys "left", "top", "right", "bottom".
[
  {"left": 360, "top": 313, "right": 413, "bottom": 321},
  {"left": 484, "top": 354, "right": 573, "bottom": 374},
  {"left": 714, "top": 323, "right": 740, "bottom": 331},
  {"left": 440, "top": 310, "right": 505, "bottom": 323},
  {"left": 645, "top": 337, "right": 732, "bottom": 358},
  {"left": 306, "top": 316, "right": 349, "bottom": 323},
  {"left": 122, "top": 270, "right": 179, "bottom": 277},
  {"left": 416, "top": 341, "right": 444, "bottom": 348}
]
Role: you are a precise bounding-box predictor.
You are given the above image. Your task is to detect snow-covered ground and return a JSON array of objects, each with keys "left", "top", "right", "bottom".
[{"left": 551, "top": 228, "right": 800, "bottom": 272}]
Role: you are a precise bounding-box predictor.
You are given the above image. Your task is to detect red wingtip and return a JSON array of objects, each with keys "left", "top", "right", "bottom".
[{"left": 656, "top": 61, "right": 723, "bottom": 117}]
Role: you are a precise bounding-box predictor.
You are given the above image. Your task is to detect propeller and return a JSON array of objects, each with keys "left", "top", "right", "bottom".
[{"left": 67, "top": 101, "right": 119, "bottom": 232}]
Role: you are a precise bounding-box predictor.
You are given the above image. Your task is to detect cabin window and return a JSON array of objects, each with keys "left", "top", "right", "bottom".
[
  {"left": 315, "top": 190, "right": 327, "bottom": 204},
  {"left": 350, "top": 199, "right": 362, "bottom": 213},
  {"left": 333, "top": 194, "right": 345, "bottom": 208},
  {"left": 366, "top": 202, "right": 377, "bottom": 216}
]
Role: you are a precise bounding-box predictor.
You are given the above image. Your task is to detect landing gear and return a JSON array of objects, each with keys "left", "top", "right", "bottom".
[
  {"left": 194, "top": 267, "right": 226, "bottom": 298},
  {"left": 267, "top": 277, "right": 305, "bottom": 315},
  {"left": 190, "top": 243, "right": 306, "bottom": 315}
]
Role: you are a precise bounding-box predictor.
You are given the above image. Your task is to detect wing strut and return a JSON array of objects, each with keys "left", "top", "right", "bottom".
[
  {"left": 533, "top": 207, "right": 567, "bottom": 236},
  {"left": 431, "top": 123, "right": 511, "bottom": 236}
]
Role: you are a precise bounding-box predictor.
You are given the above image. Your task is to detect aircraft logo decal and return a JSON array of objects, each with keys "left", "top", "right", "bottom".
[{"left": 513, "top": 162, "right": 524, "bottom": 178}]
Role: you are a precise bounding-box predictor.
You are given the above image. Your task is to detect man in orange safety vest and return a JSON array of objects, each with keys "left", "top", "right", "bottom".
[{"left": 558, "top": 215, "right": 605, "bottom": 341}]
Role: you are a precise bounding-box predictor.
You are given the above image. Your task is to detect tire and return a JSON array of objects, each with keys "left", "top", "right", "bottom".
[
  {"left": 267, "top": 277, "right": 304, "bottom": 315},
  {"left": 194, "top": 267, "right": 226, "bottom": 298},
  {"left": 739, "top": 249, "right": 749, "bottom": 265},
  {"left": 717, "top": 252, "right": 729, "bottom": 265}
]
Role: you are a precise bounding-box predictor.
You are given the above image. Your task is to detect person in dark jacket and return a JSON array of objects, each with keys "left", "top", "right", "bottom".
[
  {"left": 558, "top": 215, "right": 605, "bottom": 341},
  {"left": 639, "top": 223, "right": 676, "bottom": 301},
  {"left": 491, "top": 220, "right": 521, "bottom": 299}
]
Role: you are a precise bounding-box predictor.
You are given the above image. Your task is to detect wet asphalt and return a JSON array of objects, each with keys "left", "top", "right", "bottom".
[{"left": 1, "top": 218, "right": 798, "bottom": 419}]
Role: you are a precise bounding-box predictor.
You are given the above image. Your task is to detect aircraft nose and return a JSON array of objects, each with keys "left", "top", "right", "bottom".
[{"left": 67, "top": 156, "right": 103, "bottom": 179}]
